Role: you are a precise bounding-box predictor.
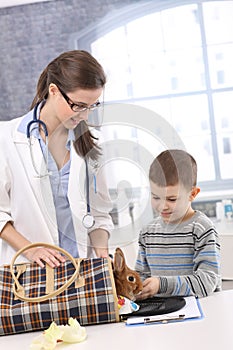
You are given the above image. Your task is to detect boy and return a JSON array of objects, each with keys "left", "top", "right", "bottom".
[{"left": 135, "top": 149, "right": 221, "bottom": 298}]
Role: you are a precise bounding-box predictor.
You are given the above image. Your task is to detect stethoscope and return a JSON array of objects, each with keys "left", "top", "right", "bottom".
[{"left": 26, "top": 102, "right": 95, "bottom": 229}]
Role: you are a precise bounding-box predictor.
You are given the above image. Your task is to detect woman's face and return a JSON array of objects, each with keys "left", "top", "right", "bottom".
[{"left": 49, "top": 84, "right": 103, "bottom": 129}]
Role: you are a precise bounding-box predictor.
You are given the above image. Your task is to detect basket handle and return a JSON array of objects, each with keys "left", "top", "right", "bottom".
[{"left": 10, "top": 242, "right": 82, "bottom": 302}]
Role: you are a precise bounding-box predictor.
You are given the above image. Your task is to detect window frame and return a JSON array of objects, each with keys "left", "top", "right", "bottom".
[{"left": 70, "top": 0, "right": 233, "bottom": 195}]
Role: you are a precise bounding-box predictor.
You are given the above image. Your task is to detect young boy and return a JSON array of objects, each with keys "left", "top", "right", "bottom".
[{"left": 135, "top": 149, "right": 221, "bottom": 298}]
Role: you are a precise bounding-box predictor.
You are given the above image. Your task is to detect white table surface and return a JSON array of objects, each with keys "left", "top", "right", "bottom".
[{"left": 1, "top": 289, "right": 233, "bottom": 350}]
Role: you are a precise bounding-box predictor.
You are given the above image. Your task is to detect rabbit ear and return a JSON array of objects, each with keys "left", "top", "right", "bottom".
[{"left": 114, "top": 248, "right": 126, "bottom": 273}]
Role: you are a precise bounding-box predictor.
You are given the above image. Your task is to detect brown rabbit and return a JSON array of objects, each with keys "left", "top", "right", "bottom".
[{"left": 113, "top": 247, "right": 143, "bottom": 300}]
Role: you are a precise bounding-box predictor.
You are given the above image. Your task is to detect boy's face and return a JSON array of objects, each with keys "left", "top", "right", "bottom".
[{"left": 150, "top": 181, "right": 199, "bottom": 224}]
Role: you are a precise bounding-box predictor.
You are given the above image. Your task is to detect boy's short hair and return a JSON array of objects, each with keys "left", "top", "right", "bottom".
[{"left": 149, "top": 149, "right": 197, "bottom": 190}]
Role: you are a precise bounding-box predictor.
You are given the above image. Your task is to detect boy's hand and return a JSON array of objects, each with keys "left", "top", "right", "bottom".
[{"left": 136, "top": 277, "right": 160, "bottom": 300}]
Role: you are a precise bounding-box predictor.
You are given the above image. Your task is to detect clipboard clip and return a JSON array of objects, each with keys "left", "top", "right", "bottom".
[{"left": 144, "top": 314, "right": 185, "bottom": 324}]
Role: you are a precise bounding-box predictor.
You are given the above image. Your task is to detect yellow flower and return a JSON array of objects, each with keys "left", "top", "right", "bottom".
[
  {"left": 30, "top": 318, "right": 87, "bottom": 350},
  {"left": 59, "top": 317, "right": 87, "bottom": 343}
]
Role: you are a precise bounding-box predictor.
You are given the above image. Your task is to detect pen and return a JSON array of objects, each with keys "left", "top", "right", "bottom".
[{"left": 144, "top": 314, "right": 185, "bottom": 324}]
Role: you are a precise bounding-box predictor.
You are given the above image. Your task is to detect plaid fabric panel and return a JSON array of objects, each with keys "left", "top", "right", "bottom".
[{"left": 0, "top": 258, "right": 118, "bottom": 336}]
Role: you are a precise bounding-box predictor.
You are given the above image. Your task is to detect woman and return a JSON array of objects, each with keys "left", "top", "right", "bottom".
[{"left": 0, "top": 50, "right": 113, "bottom": 267}]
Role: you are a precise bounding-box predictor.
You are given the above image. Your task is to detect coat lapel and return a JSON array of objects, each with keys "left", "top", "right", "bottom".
[{"left": 68, "top": 144, "right": 88, "bottom": 256}]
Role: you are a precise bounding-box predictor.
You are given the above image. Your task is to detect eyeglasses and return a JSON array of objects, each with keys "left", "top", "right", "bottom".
[{"left": 59, "top": 88, "right": 101, "bottom": 113}]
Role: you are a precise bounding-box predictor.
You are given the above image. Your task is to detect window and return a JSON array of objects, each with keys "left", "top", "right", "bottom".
[{"left": 72, "top": 0, "right": 233, "bottom": 195}]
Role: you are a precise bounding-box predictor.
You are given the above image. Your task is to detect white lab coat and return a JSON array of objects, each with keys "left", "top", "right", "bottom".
[{"left": 0, "top": 114, "right": 113, "bottom": 264}]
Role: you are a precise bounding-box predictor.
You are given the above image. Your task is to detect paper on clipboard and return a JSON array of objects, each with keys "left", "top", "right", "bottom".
[{"left": 125, "top": 296, "right": 203, "bottom": 325}]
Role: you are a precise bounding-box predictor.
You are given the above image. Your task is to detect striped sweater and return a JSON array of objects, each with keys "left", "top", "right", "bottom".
[{"left": 135, "top": 210, "right": 221, "bottom": 297}]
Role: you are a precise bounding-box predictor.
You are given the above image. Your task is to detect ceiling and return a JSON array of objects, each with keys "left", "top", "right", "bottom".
[{"left": 0, "top": 0, "right": 54, "bottom": 8}]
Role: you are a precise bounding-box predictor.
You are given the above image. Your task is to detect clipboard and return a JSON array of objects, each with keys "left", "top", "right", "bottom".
[{"left": 125, "top": 296, "right": 204, "bottom": 326}]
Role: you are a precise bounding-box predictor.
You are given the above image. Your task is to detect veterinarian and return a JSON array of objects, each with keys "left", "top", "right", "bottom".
[{"left": 0, "top": 50, "right": 113, "bottom": 266}]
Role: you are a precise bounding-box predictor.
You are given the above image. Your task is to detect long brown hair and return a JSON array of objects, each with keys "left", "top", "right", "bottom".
[{"left": 31, "top": 50, "right": 106, "bottom": 160}]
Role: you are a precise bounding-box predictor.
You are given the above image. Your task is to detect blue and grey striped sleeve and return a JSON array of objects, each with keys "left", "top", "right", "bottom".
[{"left": 135, "top": 213, "right": 221, "bottom": 298}]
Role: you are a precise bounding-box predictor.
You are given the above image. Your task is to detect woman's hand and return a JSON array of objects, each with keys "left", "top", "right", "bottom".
[
  {"left": 25, "top": 247, "right": 66, "bottom": 268},
  {"left": 1, "top": 223, "right": 66, "bottom": 268},
  {"left": 136, "top": 277, "right": 160, "bottom": 300}
]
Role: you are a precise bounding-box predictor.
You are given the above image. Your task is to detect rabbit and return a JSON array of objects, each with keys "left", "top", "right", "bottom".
[{"left": 113, "top": 247, "right": 143, "bottom": 301}]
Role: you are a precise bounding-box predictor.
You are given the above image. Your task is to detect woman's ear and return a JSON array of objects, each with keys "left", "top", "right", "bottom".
[
  {"left": 48, "top": 83, "right": 59, "bottom": 96},
  {"left": 189, "top": 187, "right": 200, "bottom": 201}
]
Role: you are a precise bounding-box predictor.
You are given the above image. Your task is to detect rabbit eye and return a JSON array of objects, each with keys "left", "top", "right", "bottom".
[{"left": 127, "top": 275, "right": 136, "bottom": 283}]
